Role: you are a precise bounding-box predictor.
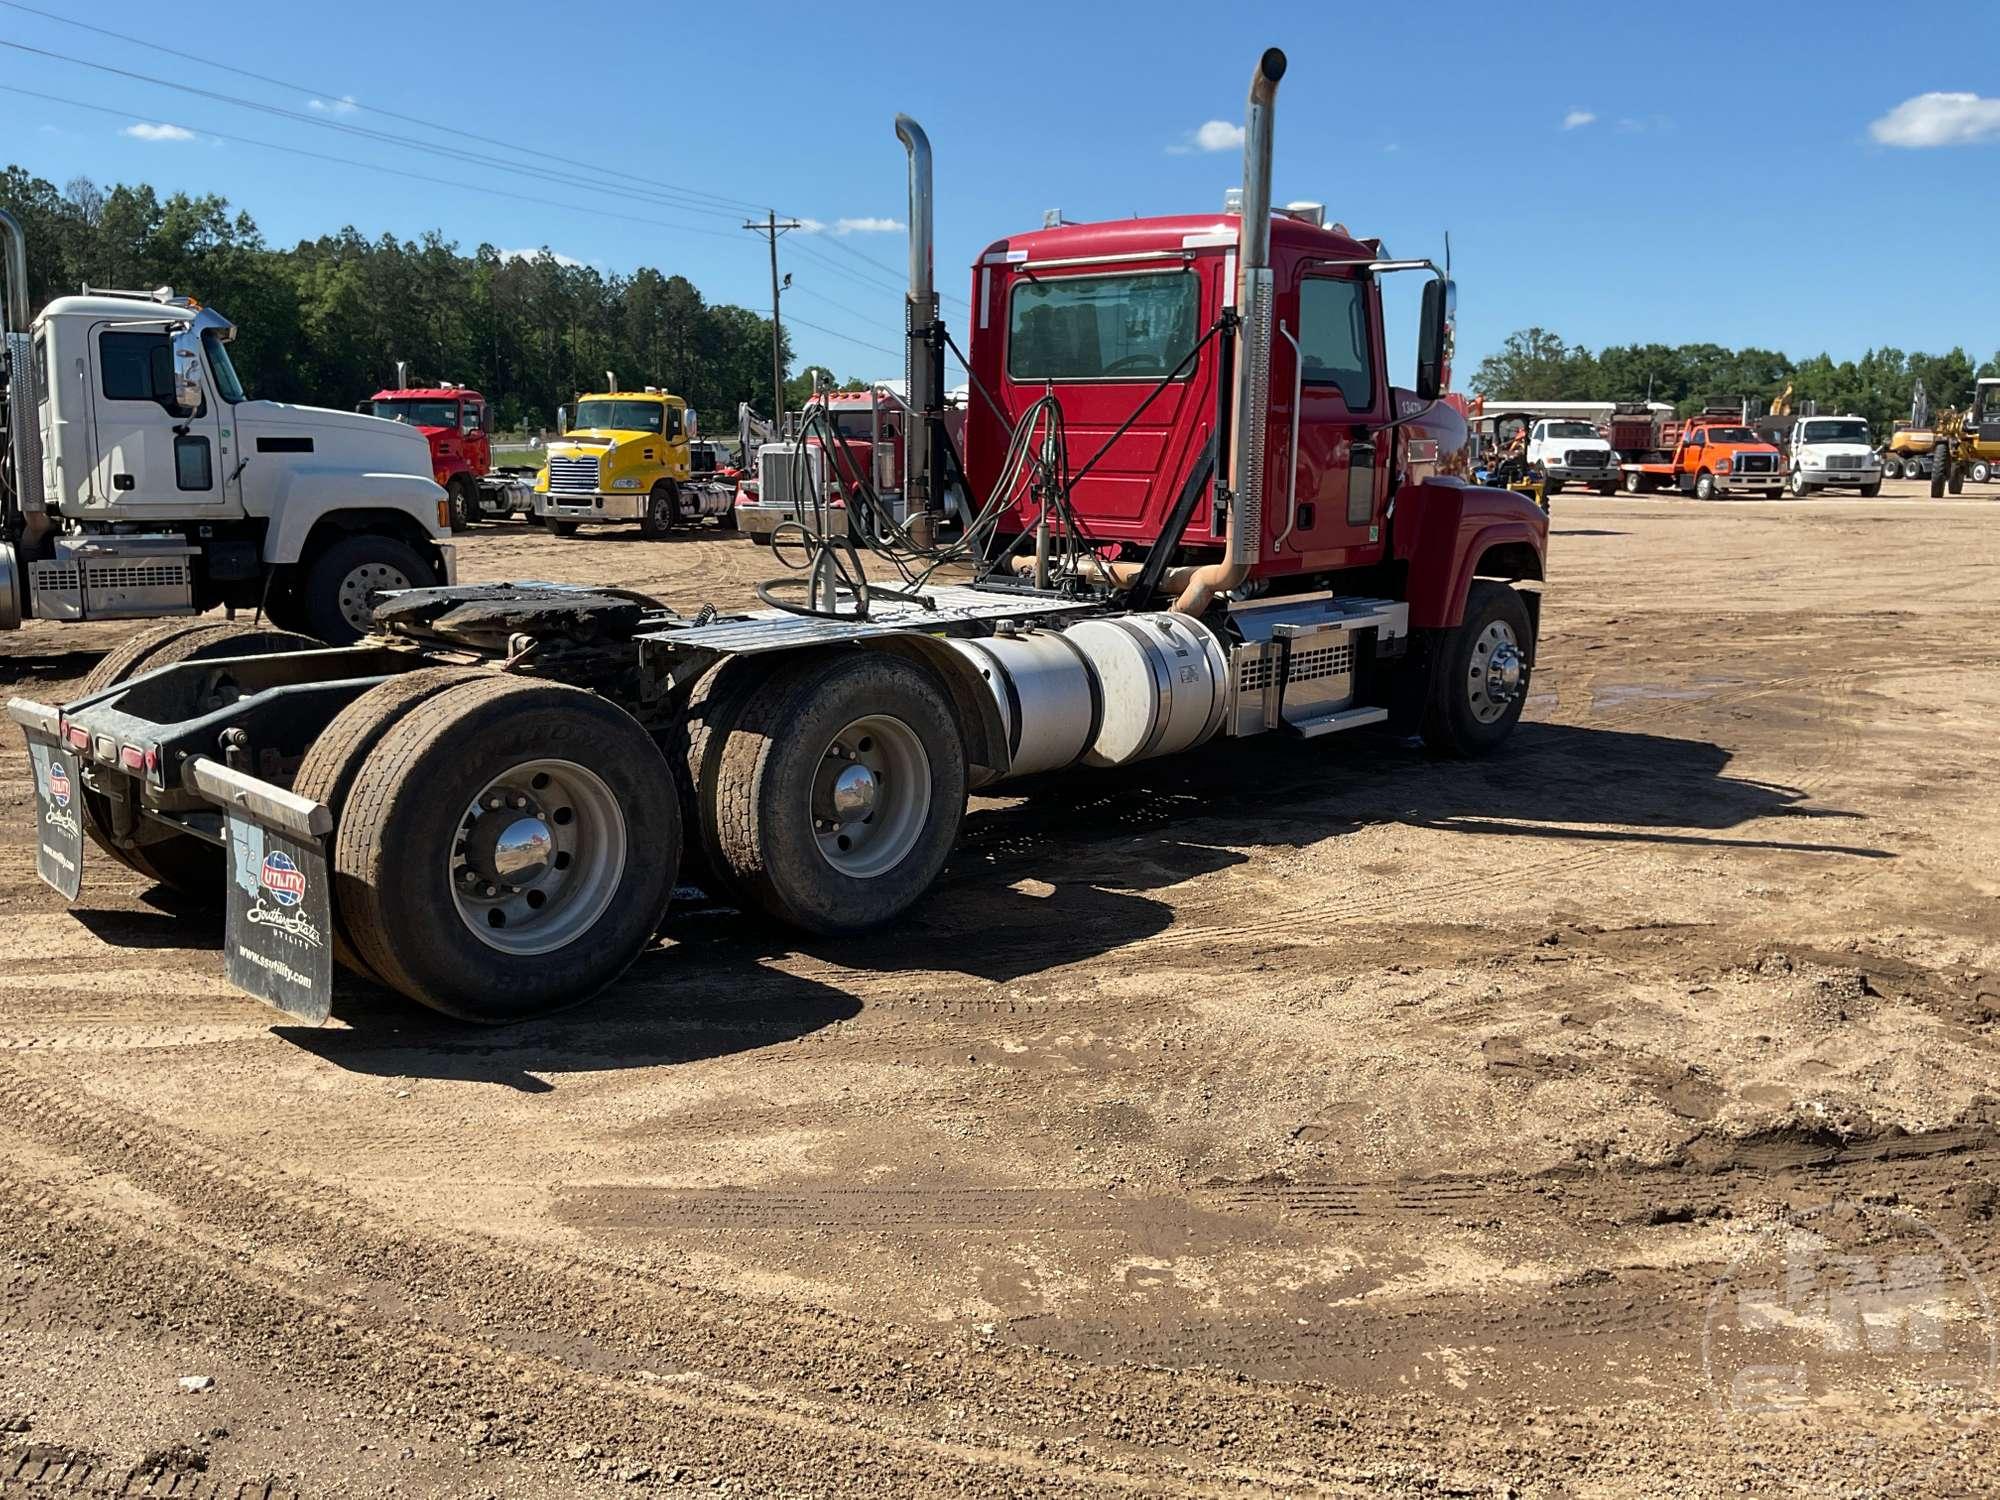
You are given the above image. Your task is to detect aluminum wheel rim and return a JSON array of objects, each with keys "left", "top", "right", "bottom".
[
  {"left": 338, "top": 561, "right": 413, "bottom": 634},
  {"left": 651, "top": 489, "right": 674, "bottom": 526},
  {"left": 1468, "top": 621, "right": 1525, "bottom": 725},
  {"left": 449, "top": 758, "right": 627, "bottom": 955},
  {"left": 810, "top": 714, "right": 929, "bottom": 879}
]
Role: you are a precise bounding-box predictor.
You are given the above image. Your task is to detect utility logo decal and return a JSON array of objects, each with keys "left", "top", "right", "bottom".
[
  {"left": 260, "top": 851, "right": 307, "bottom": 908},
  {"left": 46, "top": 760, "right": 70, "bottom": 807}
]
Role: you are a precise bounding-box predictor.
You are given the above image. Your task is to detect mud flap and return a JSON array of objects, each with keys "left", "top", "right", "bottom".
[
  {"left": 223, "top": 811, "right": 334, "bottom": 1024},
  {"left": 24, "top": 736, "right": 84, "bottom": 902}
]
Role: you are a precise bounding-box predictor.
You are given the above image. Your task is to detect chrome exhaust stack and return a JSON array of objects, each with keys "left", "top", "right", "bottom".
[
  {"left": 1175, "top": 47, "right": 1286, "bottom": 615},
  {"left": 895, "top": 113, "right": 939, "bottom": 543}
]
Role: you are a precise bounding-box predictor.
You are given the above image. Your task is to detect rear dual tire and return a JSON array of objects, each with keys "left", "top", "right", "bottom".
[
  {"left": 330, "top": 677, "right": 679, "bottom": 1022},
  {"left": 708, "top": 653, "right": 966, "bottom": 934},
  {"left": 74, "top": 621, "right": 323, "bottom": 892}
]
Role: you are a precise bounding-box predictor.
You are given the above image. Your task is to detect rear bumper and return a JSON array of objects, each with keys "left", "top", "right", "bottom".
[{"left": 534, "top": 492, "right": 645, "bottom": 522}]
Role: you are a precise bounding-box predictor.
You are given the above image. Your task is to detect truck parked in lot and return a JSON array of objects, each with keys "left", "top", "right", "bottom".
[
  {"left": 533, "top": 386, "right": 734, "bottom": 537},
  {"left": 9, "top": 48, "right": 1548, "bottom": 1027},
  {"left": 1618, "top": 407, "right": 1784, "bottom": 498},
  {"left": 734, "top": 387, "right": 966, "bottom": 544},
  {"left": 1783, "top": 414, "right": 1883, "bottom": 496},
  {"left": 1524, "top": 417, "right": 1618, "bottom": 495},
  {"left": 361, "top": 379, "right": 534, "bottom": 530},
  {"left": 0, "top": 217, "right": 455, "bottom": 645}
]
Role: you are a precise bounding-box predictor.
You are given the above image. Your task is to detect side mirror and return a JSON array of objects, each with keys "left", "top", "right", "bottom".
[
  {"left": 556, "top": 405, "right": 571, "bottom": 435},
  {"left": 481, "top": 406, "right": 494, "bottom": 434},
  {"left": 1415, "top": 277, "right": 1455, "bottom": 402},
  {"left": 170, "top": 331, "right": 205, "bottom": 414}
]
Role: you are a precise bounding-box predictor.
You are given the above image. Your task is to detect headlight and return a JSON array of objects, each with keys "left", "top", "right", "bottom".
[
  {"left": 1715, "top": 458, "right": 1732, "bottom": 473},
  {"left": 613, "top": 477, "right": 640, "bottom": 490}
]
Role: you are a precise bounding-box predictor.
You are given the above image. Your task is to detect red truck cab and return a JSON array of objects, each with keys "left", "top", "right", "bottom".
[
  {"left": 363, "top": 385, "right": 493, "bottom": 530},
  {"left": 963, "top": 208, "right": 1543, "bottom": 627}
]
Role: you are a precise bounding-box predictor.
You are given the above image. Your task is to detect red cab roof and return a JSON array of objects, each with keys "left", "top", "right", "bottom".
[
  {"left": 367, "top": 387, "right": 483, "bottom": 402},
  {"left": 974, "top": 212, "right": 1379, "bottom": 269}
]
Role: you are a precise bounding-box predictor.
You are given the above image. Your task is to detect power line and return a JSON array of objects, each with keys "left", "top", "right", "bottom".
[
  {"left": 0, "top": 39, "right": 751, "bottom": 222},
  {"left": 789, "top": 282, "right": 893, "bottom": 329},
  {"left": 0, "top": 0, "right": 768, "bottom": 218},
  {"left": 0, "top": 86, "right": 743, "bottom": 244},
  {"left": 779, "top": 314, "right": 902, "bottom": 361}
]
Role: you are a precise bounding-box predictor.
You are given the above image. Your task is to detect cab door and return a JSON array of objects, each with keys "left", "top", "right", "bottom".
[
  {"left": 86, "top": 322, "right": 225, "bottom": 512},
  {"left": 1277, "top": 272, "right": 1389, "bottom": 569}
]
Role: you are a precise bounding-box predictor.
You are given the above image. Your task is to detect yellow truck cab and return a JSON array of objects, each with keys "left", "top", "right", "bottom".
[{"left": 534, "top": 388, "right": 696, "bottom": 537}]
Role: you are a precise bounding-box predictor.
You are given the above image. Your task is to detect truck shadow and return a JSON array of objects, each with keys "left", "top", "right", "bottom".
[
  {"left": 71, "top": 722, "right": 1882, "bottom": 1080},
  {"left": 272, "top": 947, "right": 862, "bottom": 1092},
  {"left": 775, "top": 720, "right": 1887, "bottom": 985}
]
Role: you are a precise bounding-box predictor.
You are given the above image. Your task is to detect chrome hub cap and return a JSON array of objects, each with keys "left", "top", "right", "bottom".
[
  {"left": 449, "top": 759, "right": 626, "bottom": 955},
  {"left": 338, "top": 561, "right": 413, "bottom": 634},
  {"left": 1469, "top": 622, "right": 1526, "bottom": 724},
  {"left": 811, "top": 714, "right": 929, "bottom": 878}
]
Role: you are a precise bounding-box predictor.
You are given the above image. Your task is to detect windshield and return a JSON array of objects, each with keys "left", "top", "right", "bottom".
[
  {"left": 1696, "top": 426, "right": 1758, "bottom": 444},
  {"left": 371, "top": 397, "right": 460, "bottom": 427},
  {"left": 1546, "top": 422, "right": 1599, "bottom": 439},
  {"left": 572, "top": 399, "right": 664, "bottom": 433},
  {"left": 827, "top": 412, "right": 875, "bottom": 440},
  {"left": 1802, "top": 419, "right": 1870, "bottom": 444},
  {"left": 202, "top": 330, "right": 246, "bottom": 403}
]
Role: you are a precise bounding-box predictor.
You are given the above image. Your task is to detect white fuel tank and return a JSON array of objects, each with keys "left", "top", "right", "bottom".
[{"left": 1064, "top": 615, "right": 1229, "bottom": 768}]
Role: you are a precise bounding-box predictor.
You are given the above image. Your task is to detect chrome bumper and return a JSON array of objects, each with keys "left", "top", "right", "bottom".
[{"left": 534, "top": 492, "right": 646, "bottom": 522}]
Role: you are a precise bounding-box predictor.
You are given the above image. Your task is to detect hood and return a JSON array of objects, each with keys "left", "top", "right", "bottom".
[
  {"left": 552, "top": 427, "right": 659, "bottom": 451},
  {"left": 236, "top": 401, "right": 436, "bottom": 475}
]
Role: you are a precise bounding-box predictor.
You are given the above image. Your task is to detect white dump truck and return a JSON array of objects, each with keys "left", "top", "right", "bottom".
[{"left": 0, "top": 212, "right": 455, "bottom": 644}]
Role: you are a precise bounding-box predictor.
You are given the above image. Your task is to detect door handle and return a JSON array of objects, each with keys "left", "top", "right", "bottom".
[{"left": 1274, "top": 320, "right": 1303, "bottom": 548}]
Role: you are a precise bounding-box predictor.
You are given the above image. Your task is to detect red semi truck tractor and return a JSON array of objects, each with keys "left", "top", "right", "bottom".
[
  {"left": 362, "top": 383, "right": 533, "bottom": 531},
  {"left": 10, "top": 47, "right": 1546, "bottom": 1025}
]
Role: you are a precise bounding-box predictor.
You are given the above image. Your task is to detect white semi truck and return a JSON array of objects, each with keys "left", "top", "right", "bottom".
[{"left": 1, "top": 210, "right": 455, "bottom": 644}]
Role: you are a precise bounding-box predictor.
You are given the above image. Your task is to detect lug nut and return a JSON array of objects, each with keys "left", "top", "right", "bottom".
[{"left": 510, "top": 794, "right": 528, "bottom": 809}]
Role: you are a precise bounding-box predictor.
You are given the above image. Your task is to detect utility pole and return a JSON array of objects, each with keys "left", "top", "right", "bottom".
[{"left": 743, "top": 211, "right": 802, "bottom": 424}]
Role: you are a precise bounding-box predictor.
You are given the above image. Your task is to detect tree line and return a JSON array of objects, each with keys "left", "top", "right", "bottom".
[
  {"left": 1471, "top": 327, "right": 2000, "bottom": 436},
  {"left": 0, "top": 165, "right": 827, "bottom": 433}
]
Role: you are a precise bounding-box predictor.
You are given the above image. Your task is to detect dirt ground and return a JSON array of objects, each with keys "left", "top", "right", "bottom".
[{"left": 2, "top": 477, "right": 1999, "bottom": 1497}]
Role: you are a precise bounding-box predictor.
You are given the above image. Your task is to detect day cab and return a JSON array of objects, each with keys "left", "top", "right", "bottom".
[
  {"left": 534, "top": 388, "right": 693, "bottom": 537},
  {"left": 1785, "top": 414, "right": 1882, "bottom": 496},
  {"left": 964, "top": 202, "right": 1547, "bottom": 653},
  {"left": 362, "top": 384, "right": 515, "bottom": 530}
]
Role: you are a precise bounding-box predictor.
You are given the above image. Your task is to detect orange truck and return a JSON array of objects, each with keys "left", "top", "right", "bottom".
[{"left": 1616, "top": 405, "right": 1784, "bottom": 498}]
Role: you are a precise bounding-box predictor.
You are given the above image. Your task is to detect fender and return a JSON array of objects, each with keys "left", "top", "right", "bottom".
[
  {"left": 254, "top": 467, "right": 449, "bottom": 564},
  {"left": 1390, "top": 477, "right": 1547, "bottom": 629}
]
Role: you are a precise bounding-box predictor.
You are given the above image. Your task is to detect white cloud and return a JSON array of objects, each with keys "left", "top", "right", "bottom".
[
  {"left": 834, "top": 216, "right": 903, "bottom": 235},
  {"left": 121, "top": 122, "right": 196, "bottom": 143},
  {"left": 1869, "top": 91, "right": 2000, "bottom": 148},
  {"left": 1562, "top": 108, "right": 1597, "bottom": 130},
  {"left": 309, "top": 95, "right": 359, "bottom": 115},
  {"left": 1168, "top": 119, "right": 1244, "bottom": 156},
  {"left": 795, "top": 217, "right": 827, "bottom": 234},
  {"left": 498, "top": 246, "right": 586, "bottom": 268}
]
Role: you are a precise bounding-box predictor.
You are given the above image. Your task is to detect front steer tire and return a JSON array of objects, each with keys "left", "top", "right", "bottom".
[
  {"left": 709, "top": 652, "right": 967, "bottom": 935},
  {"left": 75, "top": 621, "right": 322, "bottom": 893},
  {"left": 1420, "top": 581, "right": 1535, "bottom": 758},
  {"left": 332, "top": 677, "right": 679, "bottom": 1021},
  {"left": 300, "top": 533, "right": 438, "bottom": 645},
  {"left": 640, "top": 482, "right": 678, "bottom": 540}
]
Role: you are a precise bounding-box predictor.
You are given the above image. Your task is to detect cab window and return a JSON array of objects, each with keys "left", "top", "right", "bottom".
[
  {"left": 99, "top": 330, "right": 179, "bottom": 412},
  {"left": 1296, "top": 278, "right": 1373, "bottom": 410},
  {"left": 665, "top": 406, "right": 684, "bottom": 440},
  {"left": 1007, "top": 271, "right": 1199, "bottom": 382}
]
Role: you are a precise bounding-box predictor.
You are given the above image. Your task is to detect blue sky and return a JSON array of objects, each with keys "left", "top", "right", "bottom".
[{"left": 6, "top": 0, "right": 1998, "bottom": 386}]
